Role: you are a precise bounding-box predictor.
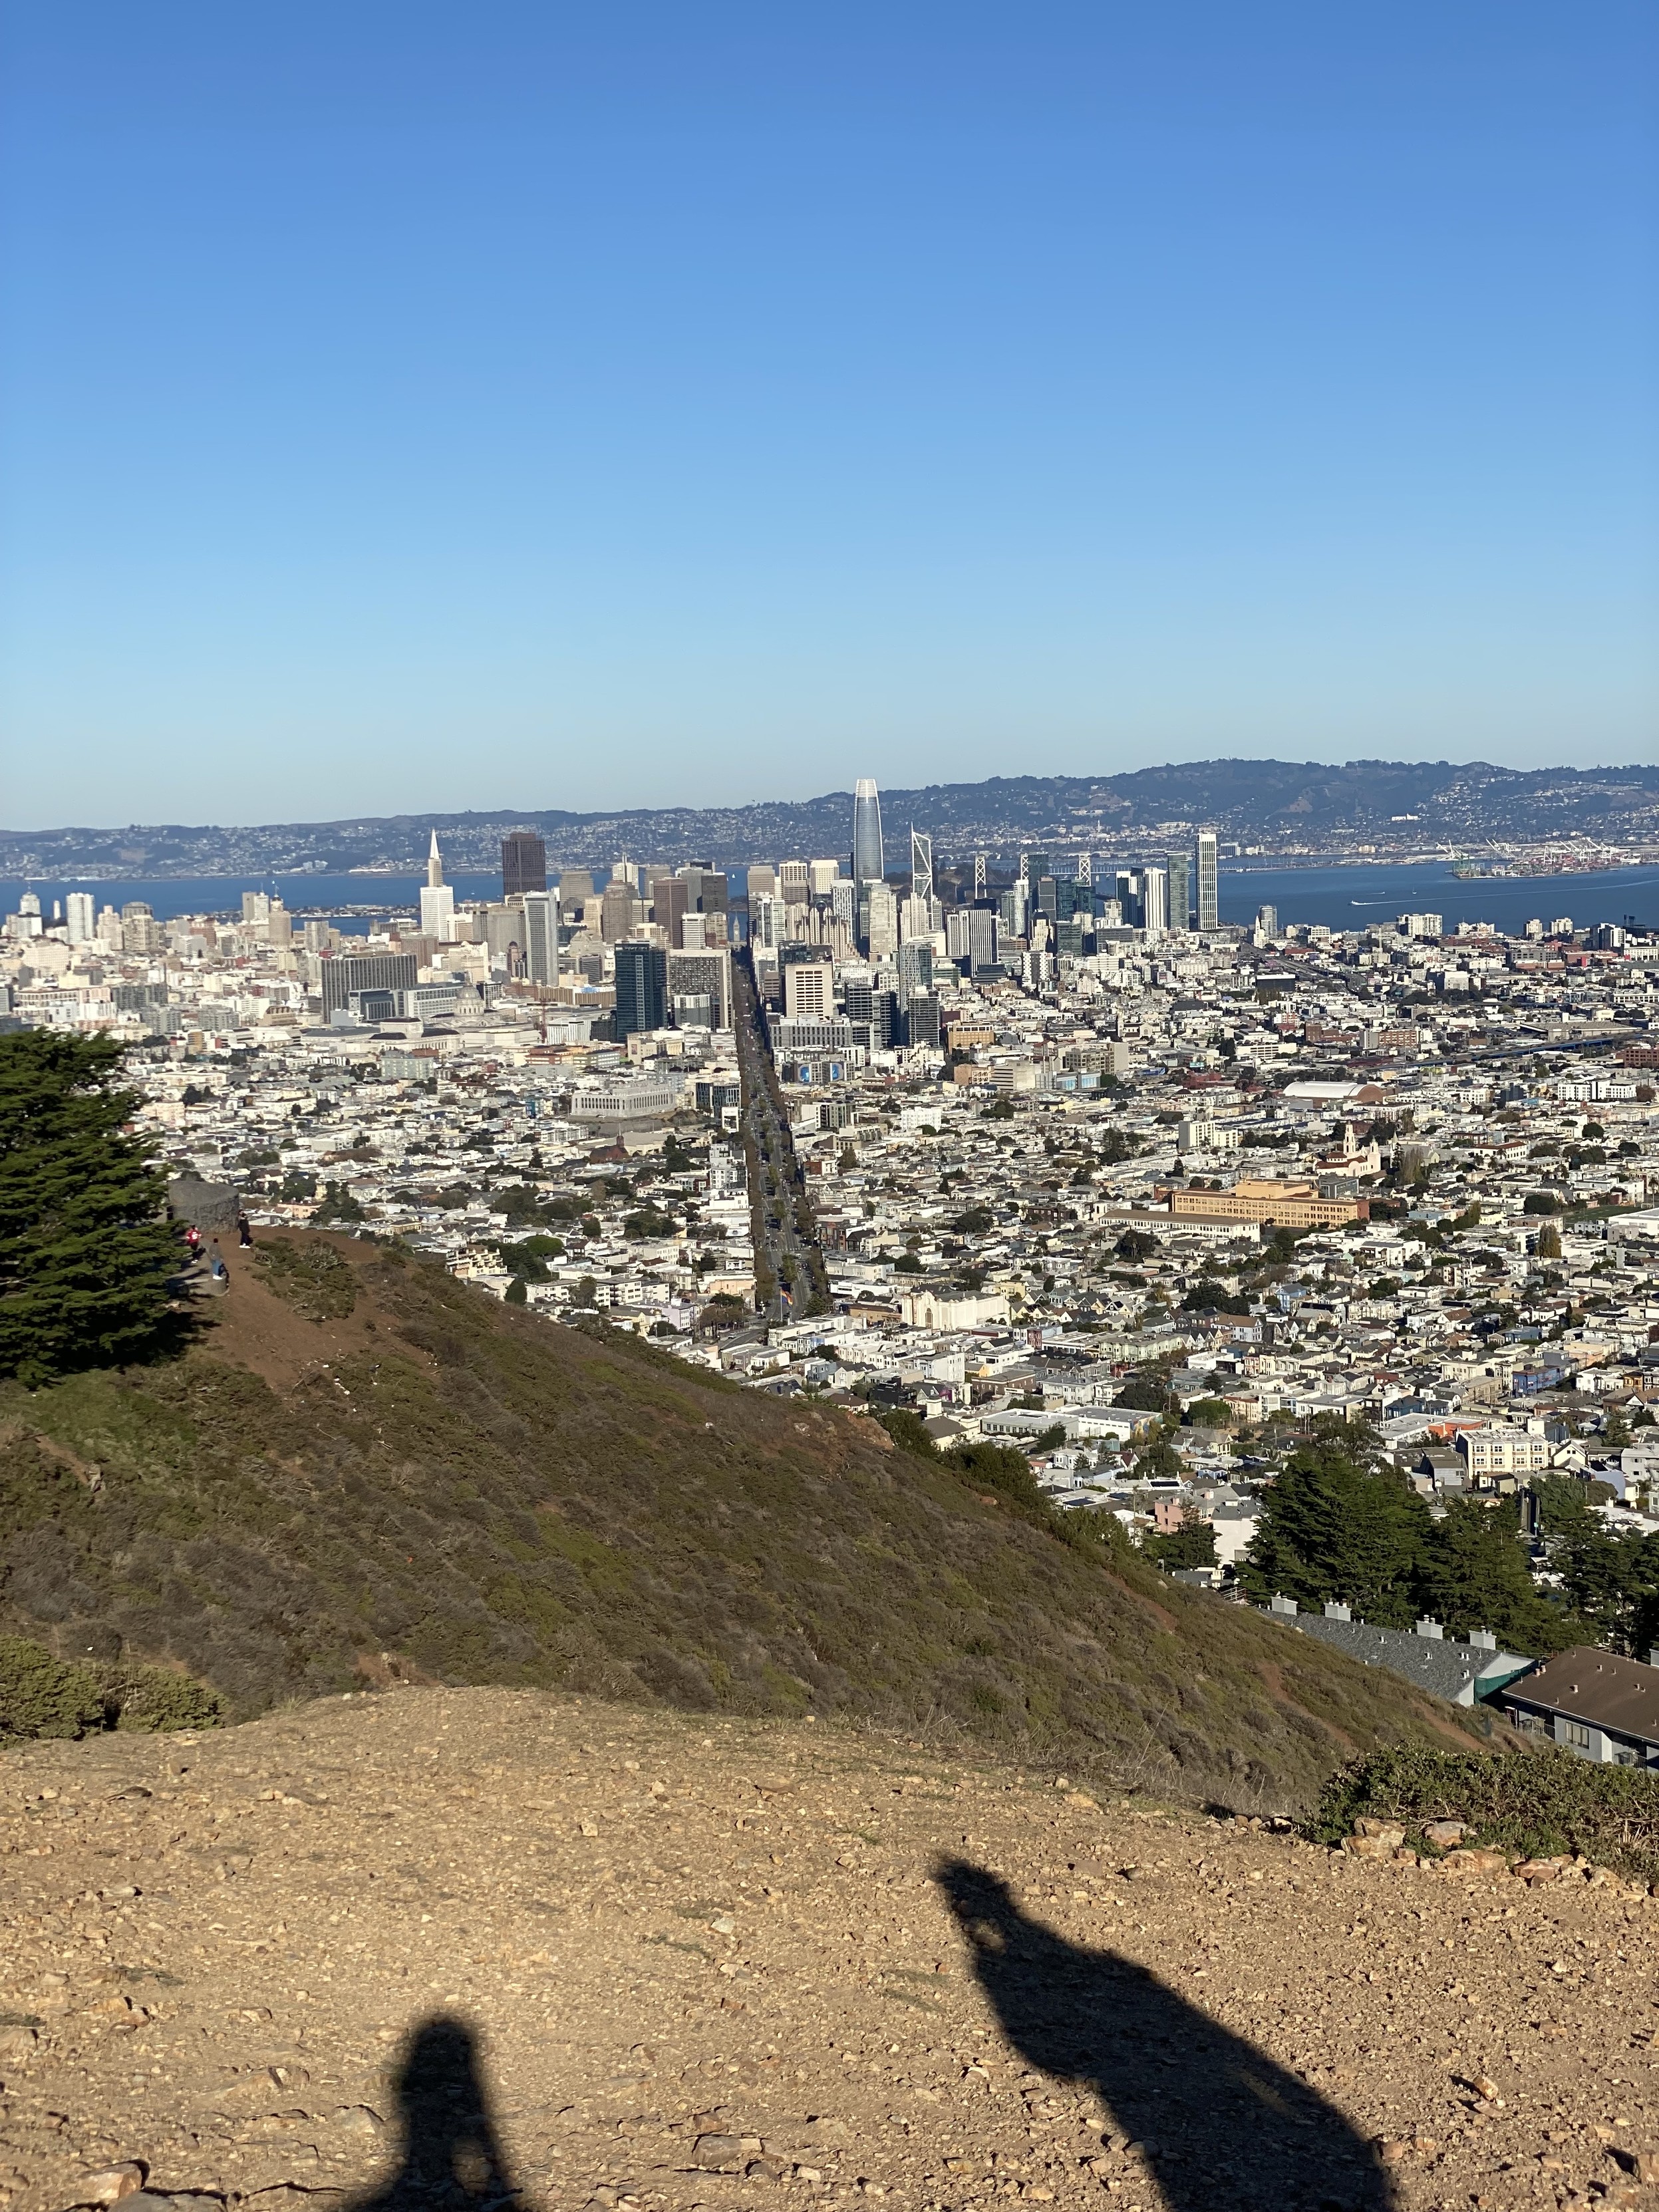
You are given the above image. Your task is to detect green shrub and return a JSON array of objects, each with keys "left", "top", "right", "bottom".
[
  {"left": 255, "top": 1238, "right": 358, "bottom": 1321},
  {"left": 107, "top": 1663, "right": 223, "bottom": 1733},
  {"left": 0, "top": 1637, "right": 105, "bottom": 1739},
  {"left": 0, "top": 1636, "right": 220, "bottom": 1741},
  {"left": 1308, "top": 1744, "right": 1659, "bottom": 1883}
]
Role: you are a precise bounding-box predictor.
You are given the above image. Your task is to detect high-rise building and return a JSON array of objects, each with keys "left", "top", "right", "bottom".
[
  {"left": 808, "top": 859, "right": 841, "bottom": 895},
  {"left": 1255, "top": 904, "right": 1279, "bottom": 939},
  {"left": 321, "top": 951, "right": 418, "bottom": 1018},
  {"left": 896, "top": 938, "right": 933, "bottom": 1002},
  {"left": 559, "top": 869, "right": 595, "bottom": 917},
  {"left": 241, "top": 891, "right": 271, "bottom": 925},
  {"left": 65, "top": 891, "right": 94, "bottom": 945},
  {"left": 520, "top": 891, "right": 559, "bottom": 985},
  {"left": 866, "top": 881, "right": 899, "bottom": 961},
  {"left": 600, "top": 877, "right": 642, "bottom": 941},
  {"left": 1196, "top": 830, "right": 1219, "bottom": 933},
  {"left": 1165, "top": 852, "right": 1191, "bottom": 930},
  {"left": 852, "top": 778, "right": 885, "bottom": 887},
  {"left": 653, "top": 877, "right": 690, "bottom": 947},
  {"left": 905, "top": 993, "right": 941, "bottom": 1048},
  {"left": 779, "top": 861, "right": 811, "bottom": 904},
  {"left": 667, "top": 947, "right": 731, "bottom": 1029},
  {"left": 420, "top": 831, "right": 457, "bottom": 943},
  {"left": 782, "top": 947, "right": 834, "bottom": 1019},
  {"left": 613, "top": 940, "right": 668, "bottom": 1038},
  {"left": 746, "top": 864, "right": 777, "bottom": 900},
  {"left": 502, "top": 832, "right": 547, "bottom": 898},
  {"left": 1141, "top": 867, "right": 1169, "bottom": 939},
  {"left": 910, "top": 829, "right": 934, "bottom": 908}
]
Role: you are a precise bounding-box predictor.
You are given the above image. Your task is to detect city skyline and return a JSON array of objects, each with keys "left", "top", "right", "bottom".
[{"left": 3, "top": 5, "right": 1654, "bottom": 826}]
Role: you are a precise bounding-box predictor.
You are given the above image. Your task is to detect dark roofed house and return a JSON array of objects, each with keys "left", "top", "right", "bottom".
[
  {"left": 1264, "top": 1599, "right": 1533, "bottom": 1707},
  {"left": 1502, "top": 1646, "right": 1659, "bottom": 1768}
]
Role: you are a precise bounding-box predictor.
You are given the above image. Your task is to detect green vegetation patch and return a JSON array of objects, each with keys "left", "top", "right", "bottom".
[
  {"left": 0, "top": 1634, "right": 220, "bottom": 1742},
  {"left": 255, "top": 1239, "right": 358, "bottom": 1321},
  {"left": 1309, "top": 1744, "right": 1659, "bottom": 1885}
]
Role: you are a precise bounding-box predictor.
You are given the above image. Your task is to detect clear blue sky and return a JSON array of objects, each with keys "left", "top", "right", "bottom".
[{"left": 1, "top": 2, "right": 1654, "bottom": 828}]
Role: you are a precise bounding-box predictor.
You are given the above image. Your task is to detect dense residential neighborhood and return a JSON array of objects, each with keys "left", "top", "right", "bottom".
[{"left": 11, "top": 814, "right": 1659, "bottom": 1732}]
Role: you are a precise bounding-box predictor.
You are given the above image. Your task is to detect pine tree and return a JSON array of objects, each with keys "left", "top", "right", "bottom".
[{"left": 0, "top": 1031, "right": 180, "bottom": 1384}]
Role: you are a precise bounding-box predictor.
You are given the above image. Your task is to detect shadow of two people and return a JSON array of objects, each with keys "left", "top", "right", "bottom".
[{"left": 351, "top": 1865, "right": 1395, "bottom": 2212}]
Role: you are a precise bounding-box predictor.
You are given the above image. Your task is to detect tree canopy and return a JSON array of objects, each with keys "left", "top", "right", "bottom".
[
  {"left": 0, "top": 1030, "right": 181, "bottom": 1385},
  {"left": 1243, "top": 1432, "right": 1581, "bottom": 1654}
]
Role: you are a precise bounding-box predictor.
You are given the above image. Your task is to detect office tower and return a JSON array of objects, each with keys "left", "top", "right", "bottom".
[
  {"left": 241, "top": 891, "right": 271, "bottom": 925},
  {"left": 852, "top": 778, "right": 885, "bottom": 886},
  {"left": 1256, "top": 904, "right": 1279, "bottom": 938},
  {"left": 682, "top": 866, "right": 728, "bottom": 916},
  {"left": 321, "top": 951, "right": 418, "bottom": 1018},
  {"left": 897, "top": 938, "right": 933, "bottom": 1002},
  {"left": 910, "top": 829, "right": 934, "bottom": 907},
  {"left": 1196, "top": 830, "right": 1219, "bottom": 933},
  {"left": 653, "top": 876, "right": 690, "bottom": 947},
  {"left": 1165, "top": 852, "right": 1191, "bottom": 930},
  {"left": 905, "top": 993, "right": 941, "bottom": 1048},
  {"left": 808, "top": 858, "right": 840, "bottom": 895},
  {"left": 65, "top": 891, "right": 94, "bottom": 945},
  {"left": 783, "top": 947, "right": 834, "bottom": 1019},
  {"left": 667, "top": 947, "right": 731, "bottom": 1028},
  {"left": 779, "top": 861, "right": 811, "bottom": 905},
  {"left": 1141, "top": 866, "right": 1169, "bottom": 938},
  {"left": 266, "top": 898, "right": 292, "bottom": 949},
  {"left": 613, "top": 939, "right": 668, "bottom": 1036},
  {"left": 502, "top": 832, "right": 547, "bottom": 898},
  {"left": 521, "top": 891, "right": 559, "bottom": 985},
  {"left": 1024, "top": 851, "right": 1050, "bottom": 886},
  {"left": 600, "top": 877, "right": 642, "bottom": 941},
  {"left": 420, "top": 832, "right": 458, "bottom": 942},
  {"left": 95, "top": 904, "right": 123, "bottom": 951},
  {"left": 559, "top": 869, "right": 595, "bottom": 917},
  {"left": 746, "top": 864, "right": 777, "bottom": 900},
  {"left": 829, "top": 879, "right": 857, "bottom": 932},
  {"left": 968, "top": 908, "right": 998, "bottom": 973},
  {"left": 866, "top": 881, "right": 899, "bottom": 961}
]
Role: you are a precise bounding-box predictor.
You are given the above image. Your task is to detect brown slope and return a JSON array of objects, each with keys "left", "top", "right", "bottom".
[{"left": 0, "top": 1233, "right": 1482, "bottom": 1812}]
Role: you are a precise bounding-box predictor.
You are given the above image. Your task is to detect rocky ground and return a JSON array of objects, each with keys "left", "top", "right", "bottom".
[{"left": 3, "top": 1688, "right": 1658, "bottom": 2212}]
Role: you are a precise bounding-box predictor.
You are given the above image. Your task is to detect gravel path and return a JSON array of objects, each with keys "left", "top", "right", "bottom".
[{"left": 3, "top": 1688, "right": 1657, "bottom": 2212}]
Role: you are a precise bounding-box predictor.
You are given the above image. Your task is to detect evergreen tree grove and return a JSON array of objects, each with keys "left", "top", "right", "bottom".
[
  {"left": 1243, "top": 1439, "right": 1430, "bottom": 1627},
  {"left": 0, "top": 1030, "right": 180, "bottom": 1385}
]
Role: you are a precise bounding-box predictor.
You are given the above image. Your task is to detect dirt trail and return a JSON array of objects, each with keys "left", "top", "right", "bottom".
[{"left": 3, "top": 1690, "right": 1657, "bottom": 2212}]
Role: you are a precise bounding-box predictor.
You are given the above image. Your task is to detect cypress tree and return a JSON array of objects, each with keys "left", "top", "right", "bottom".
[
  {"left": 0, "top": 1030, "right": 180, "bottom": 1384},
  {"left": 1243, "top": 1438, "right": 1430, "bottom": 1626}
]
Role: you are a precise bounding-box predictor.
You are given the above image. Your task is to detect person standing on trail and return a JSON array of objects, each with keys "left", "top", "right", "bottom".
[{"left": 237, "top": 1212, "right": 252, "bottom": 1247}]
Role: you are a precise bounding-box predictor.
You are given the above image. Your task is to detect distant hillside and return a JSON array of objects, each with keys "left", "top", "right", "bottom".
[
  {"left": 0, "top": 1233, "right": 1483, "bottom": 1810},
  {"left": 6, "top": 759, "right": 1659, "bottom": 875}
]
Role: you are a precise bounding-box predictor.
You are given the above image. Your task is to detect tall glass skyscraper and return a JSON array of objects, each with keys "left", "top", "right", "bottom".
[
  {"left": 852, "top": 778, "right": 885, "bottom": 885},
  {"left": 1196, "top": 830, "right": 1219, "bottom": 933}
]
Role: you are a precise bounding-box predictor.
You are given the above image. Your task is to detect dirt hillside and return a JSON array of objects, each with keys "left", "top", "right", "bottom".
[
  {"left": 1, "top": 1235, "right": 1488, "bottom": 1812},
  {"left": 3, "top": 1688, "right": 1656, "bottom": 2212}
]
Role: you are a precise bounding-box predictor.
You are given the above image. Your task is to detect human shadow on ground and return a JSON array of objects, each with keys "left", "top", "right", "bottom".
[
  {"left": 344, "top": 2015, "right": 521, "bottom": 2211},
  {"left": 938, "top": 1860, "right": 1395, "bottom": 2212}
]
